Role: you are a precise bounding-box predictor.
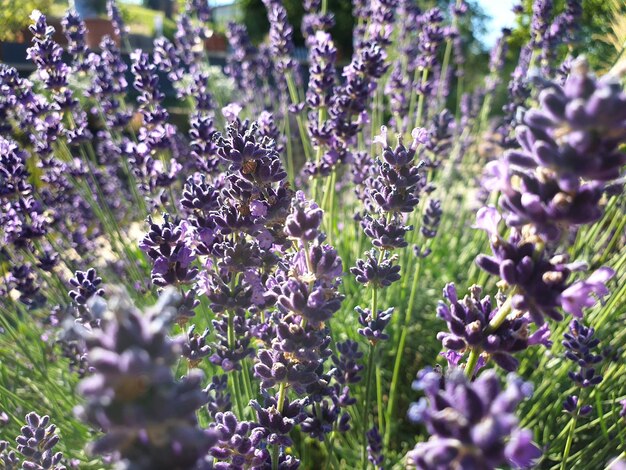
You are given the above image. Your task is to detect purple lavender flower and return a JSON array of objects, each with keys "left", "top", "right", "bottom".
[
  {"left": 475, "top": 206, "right": 615, "bottom": 325},
  {"left": 491, "top": 58, "right": 626, "bottom": 241},
  {"left": 86, "top": 36, "right": 132, "bottom": 130},
  {"left": 306, "top": 40, "right": 388, "bottom": 176},
  {"left": 351, "top": 250, "right": 400, "bottom": 288},
  {"left": 76, "top": 288, "right": 215, "bottom": 469},
  {"left": 356, "top": 306, "right": 393, "bottom": 344},
  {"left": 436, "top": 284, "right": 550, "bottom": 372},
  {"left": 107, "top": 0, "right": 129, "bottom": 44},
  {"left": 250, "top": 395, "right": 306, "bottom": 446},
  {"left": 68, "top": 268, "right": 104, "bottom": 307},
  {"left": 209, "top": 412, "right": 269, "bottom": 469},
  {"left": 563, "top": 319, "right": 603, "bottom": 388},
  {"left": 15, "top": 412, "right": 65, "bottom": 470},
  {"left": 61, "top": 10, "right": 88, "bottom": 71},
  {"left": 406, "top": 369, "right": 541, "bottom": 469},
  {"left": 140, "top": 214, "right": 199, "bottom": 288},
  {"left": 209, "top": 310, "right": 255, "bottom": 372},
  {"left": 284, "top": 192, "right": 323, "bottom": 241},
  {"left": 306, "top": 30, "right": 336, "bottom": 114},
  {"left": 367, "top": 425, "right": 383, "bottom": 469},
  {"left": 0, "top": 137, "right": 32, "bottom": 197},
  {"left": 563, "top": 395, "right": 592, "bottom": 416},
  {"left": 182, "top": 324, "right": 211, "bottom": 367},
  {"left": 27, "top": 11, "right": 69, "bottom": 90},
  {"left": 263, "top": 0, "right": 296, "bottom": 75}
]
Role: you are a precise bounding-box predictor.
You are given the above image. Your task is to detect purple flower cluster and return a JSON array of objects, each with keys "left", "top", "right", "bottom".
[
  {"left": 474, "top": 206, "right": 615, "bottom": 326},
  {"left": 76, "top": 288, "right": 216, "bottom": 469},
  {"left": 563, "top": 319, "right": 603, "bottom": 388},
  {"left": 407, "top": 368, "right": 541, "bottom": 469},
  {"left": 0, "top": 414, "right": 66, "bottom": 470},
  {"left": 488, "top": 58, "right": 626, "bottom": 242},
  {"left": 437, "top": 283, "right": 551, "bottom": 372},
  {"left": 305, "top": 40, "right": 388, "bottom": 176}
]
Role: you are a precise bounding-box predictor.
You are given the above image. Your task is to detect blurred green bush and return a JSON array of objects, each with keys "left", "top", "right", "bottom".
[{"left": 0, "top": 0, "right": 53, "bottom": 41}]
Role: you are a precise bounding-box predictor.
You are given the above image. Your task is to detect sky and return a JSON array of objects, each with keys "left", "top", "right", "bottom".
[{"left": 477, "top": 0, "right": 517, "bottom": 46}]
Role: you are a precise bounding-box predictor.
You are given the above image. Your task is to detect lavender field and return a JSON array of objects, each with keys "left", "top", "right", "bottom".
[{"left": 0, "top": 0, "right": 625, "bottom": 468}]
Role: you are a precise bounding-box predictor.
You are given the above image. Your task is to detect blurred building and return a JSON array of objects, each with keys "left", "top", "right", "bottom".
[{"left": 212, "top": 2, "right": 241, "bottom": 27}]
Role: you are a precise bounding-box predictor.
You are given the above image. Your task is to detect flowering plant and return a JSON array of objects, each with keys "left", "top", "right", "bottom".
[{"left": 0, "top": 1, "right": 624, "bottom": 469}]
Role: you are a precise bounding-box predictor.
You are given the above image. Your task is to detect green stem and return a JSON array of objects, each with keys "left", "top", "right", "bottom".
[
  {"left": 285, "top": 112, "right": 295, "bottom": 185},
  {"left": 272, "top": 383, "right": 288, "bottom": 470},
  {"left": 384, "top": 249, "right": 425, "bottom": 450},
  {"left": 285, "top": 72, "right": 312, "bottom": 162},
  {"left": 464, "top": 348, "right": 480, "bottom": 378},
  {"left": 414, "top": 69, "right": 430, "bottom": 129},
  {"left": 361, "top": 343, "right": 376, "bottom": 470},
  {"left": 362, "top": 286, "right": 379, "bottom": 470},
  {"left": 437, "top": 38, "right": 453, "bottom": 106},
  {"left": 486, "top": 294, "right": 514, "bottom": 332},
  {"left": 376, "top": 366, "right": 384, "bottom": 438},
  {"left": 227, "top": 311, "right": 245, "bottom": 419},
  {"left": 324, "top": 426, "right": 337, "bottom": 470},
  {"left": 561, "top": 398, "right": 582, "bottom": 470}
]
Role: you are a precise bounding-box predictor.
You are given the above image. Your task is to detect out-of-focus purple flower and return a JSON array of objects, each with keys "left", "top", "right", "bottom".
[
  {"left": 61, "top": 10, "right": 88, "bottom": 71},
  {"left": 86, "top": 36, "right": 132, "bottom": 130},
  {"left": 27, "top": 11, "right": 69, "bottom": 90},
  {"left": 493, "top": 58, "right": 626, "bottom": 241},
  {"left": 414, "top": 8, "right": 445, "bottom": 70},
  {"left": 406, "top": 369, "right": 541, "bottom": 469},
  {"left": 421, "top": 198, "right": 442, "bottom": 238},
  {"left": 0, "top": 440, "right": 20, "bottom": 468},
  {"left": 560, "top": 267, "right": 615, "bottom": 318},
  {"left": 367, "top": 425, "right": 383, "bottom": 469},
  {"left": 332, "top": 339, "right": 364, "bottom": 385},
  {"left": 76, "top": 288, "right": 215, "bottom": 469},
  {"left": 107, "top": 0, "right": 129, "bottom": 44},
  {"left": 367, "top": 0, "right": 398, "bottom": 47},
  {"left": 306, "top": 31, "right": 336, "bottom": 147},
  {"left": 263, "top": 0, "right": 296, "bottom": 74},
  {"left": 563, "top": 395, "right": 592, "bottom": 416},
  {"left": 205, "top": 375, "right": 231, "bottom": 418},
  {"left": 530, "top": 0, "right": 553, "bottom": 49}
]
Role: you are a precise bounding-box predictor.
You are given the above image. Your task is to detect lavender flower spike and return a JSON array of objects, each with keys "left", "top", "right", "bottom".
[
  {"left": 406, "top": 369, "right": 541, "bottom": 469},
  {"left": 76, "top": 287, "right": 215, "bottom": 469}
]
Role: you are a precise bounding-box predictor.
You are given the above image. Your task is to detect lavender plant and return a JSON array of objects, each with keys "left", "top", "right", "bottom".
[{"left": 0, "top": 1, "right": 624, "bottom": 469}]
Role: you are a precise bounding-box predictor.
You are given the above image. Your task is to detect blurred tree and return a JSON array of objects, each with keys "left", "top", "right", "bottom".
[
  {"left": 508, "top": 0, "right": 626, "bottom": 70},
  {"left": 0, "top": 0, "right": 53, "bottom": 41},
  {"left": 240, "top": 0, "right": 353, "bottom": 57}
]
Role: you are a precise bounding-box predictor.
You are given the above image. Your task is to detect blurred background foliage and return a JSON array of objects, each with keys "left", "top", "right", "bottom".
[{"left": 0, "top": 0, "right": 53, "bottom": 41}]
